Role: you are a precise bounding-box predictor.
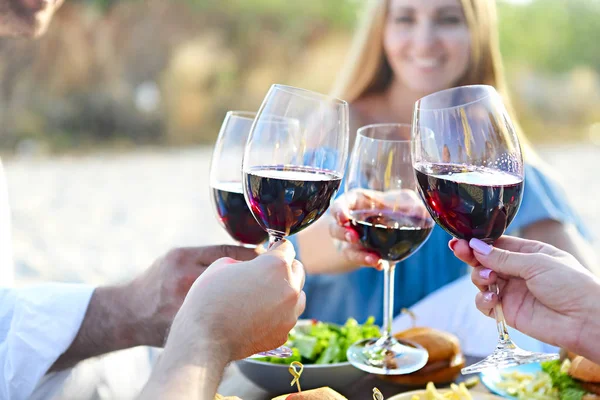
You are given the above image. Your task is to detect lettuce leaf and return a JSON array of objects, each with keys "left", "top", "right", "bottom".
[{"left": 541, "top": 360, "right": 586, "bottom": 400}]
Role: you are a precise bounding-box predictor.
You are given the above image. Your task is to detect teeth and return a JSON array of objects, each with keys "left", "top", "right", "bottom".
[{"left": 414, "top": 58, "right": 440, "bottom": 68}]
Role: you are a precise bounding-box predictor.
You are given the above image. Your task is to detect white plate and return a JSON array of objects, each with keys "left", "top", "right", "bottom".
[{"left": 388, "top": 389, "right": 503, "bottom": 400}]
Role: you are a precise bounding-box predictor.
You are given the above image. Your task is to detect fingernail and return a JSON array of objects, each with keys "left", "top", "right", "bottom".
[
  {"left": 479, "top": 268, "right": 492, "bottom": 279},
  {"left": 483, "top": 292, "right": 494, "bottom": 302},
  {"left": 345, "top": 231, "right": 354, "bottom": 242},
  {"left": 365, "top": 255, "right": 376, "bottom": 265},
  {"left": 448, "top": 239, "right": 457, "bottom": 251},
  {"left": 469, "top": 238, "right": 492, "bottom": 255}
]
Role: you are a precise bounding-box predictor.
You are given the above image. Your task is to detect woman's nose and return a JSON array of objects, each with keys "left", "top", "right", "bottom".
[{"left": 411, "top": 21, "right": 438, "bottom": 53}]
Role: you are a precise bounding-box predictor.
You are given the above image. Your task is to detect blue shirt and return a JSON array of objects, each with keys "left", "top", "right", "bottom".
[{"left": 293, "top": 164, "right": 590, "bottom": 326}]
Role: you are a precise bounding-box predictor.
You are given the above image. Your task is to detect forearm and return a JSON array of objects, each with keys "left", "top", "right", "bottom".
[
  {"left": 50, "top": 284, "right": 145, "bottom": 371},
  {"left": 140, "top": 361, "right": 226, "bottom": 399},
  {"left": 139, "top": 336, "right": 228, "bottom": 399}
]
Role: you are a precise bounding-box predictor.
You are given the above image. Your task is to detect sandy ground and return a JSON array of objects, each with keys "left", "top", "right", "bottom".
[{"left": 4, "top": 144, "right": 599, "bottom": 285}]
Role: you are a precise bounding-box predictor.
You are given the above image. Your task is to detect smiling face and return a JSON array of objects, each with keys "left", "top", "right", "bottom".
[
  {"left": 383, "top": 0, "right": 471, "bottom": 96},
  {"left": 0, "top": 0, "right": 64, "bottom": 37}
]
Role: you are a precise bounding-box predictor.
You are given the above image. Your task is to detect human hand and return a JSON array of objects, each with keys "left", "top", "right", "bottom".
[
  {"left": 164, "top": 240, "right": 305, "bottom": 361},
  {"left": 125, "top": 245, "right": 262, "bottom": 347},
  {"left": 450, "top": 236, "right": 600, "bottom": 351},
  {"left": 329, "top": 189, "right": 427, "bottom": 270}
]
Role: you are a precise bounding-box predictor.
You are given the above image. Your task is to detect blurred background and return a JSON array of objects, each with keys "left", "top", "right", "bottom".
[{"left": 2, "top": 0, "right": 599, "bottom": 285}]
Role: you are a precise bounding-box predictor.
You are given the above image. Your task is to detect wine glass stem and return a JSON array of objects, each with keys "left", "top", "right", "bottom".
[
  {"left": 268, "top": 234, "right": 283, "bottom": 249},
  {"left": 490, "top": 282, "right": 513, "bottom": 345},
  {"left": 382, "top": 260, "right": 396, "bottom": 338}
]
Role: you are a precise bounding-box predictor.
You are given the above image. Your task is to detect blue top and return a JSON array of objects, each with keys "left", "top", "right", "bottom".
[{"left": 291, "top": 164, "right": 591, "bottom": 326}]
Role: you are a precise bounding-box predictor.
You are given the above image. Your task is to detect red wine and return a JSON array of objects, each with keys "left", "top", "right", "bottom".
[
  {"left": 211, "top": 182, "right": 268, "bottom": 245},
  {"left": 244, "top": 165, "right": 342, "bottom": 237},
  {"left": 414, "top": 163, "right": 524, "bottom": 243},
  {"left": 350, "top": 210, "right": 434, "bottom": 262}
]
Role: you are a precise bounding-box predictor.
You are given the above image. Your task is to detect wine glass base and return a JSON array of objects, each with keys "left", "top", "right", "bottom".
[
  {"left": 247, "top": 345, "right": 293, "bottom": 359},
  {"left": 461, "top": 342, "right": 559, "bottom": 374},
  {"left": 347, "top": 336, "right": 429, "bottom": 375}
]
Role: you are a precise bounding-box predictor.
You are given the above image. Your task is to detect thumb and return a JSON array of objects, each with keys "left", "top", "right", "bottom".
[
  {"left": 469, "top": 238, "right": 544, "bottom": 279},
  {"left": 264, "top": 239, "right": 296, "bottom": 265}
]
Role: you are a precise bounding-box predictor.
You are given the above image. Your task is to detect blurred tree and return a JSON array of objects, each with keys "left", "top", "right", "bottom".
[{"left": 498, "top": 0, "right": 600, "bottom": 73}]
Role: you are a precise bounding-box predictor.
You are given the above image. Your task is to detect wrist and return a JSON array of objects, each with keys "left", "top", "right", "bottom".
[
  {"left": 159, "top": 329, "right": 230, "bottom": 376},
  {"left": 142, "top": 334, "right": 229, "bottom": 399},
  {"left": 98, "top": 284, "right": 147, "bottom": 349}
]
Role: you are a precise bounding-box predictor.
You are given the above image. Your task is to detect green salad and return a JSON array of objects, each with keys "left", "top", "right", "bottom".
[
  {"left": 256, "top": 317, "right": 381, "bottom": 365},
  {"left": 541, "top": 359, "right": 587, "bottom": 400}
]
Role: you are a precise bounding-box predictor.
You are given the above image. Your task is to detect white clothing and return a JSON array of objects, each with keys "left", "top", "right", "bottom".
[
  {"left": 0, "top": 284, "right": 94, "bottom": 400},
  {"left": 392, "top": 274, "right": 559, "bottom": 356}
]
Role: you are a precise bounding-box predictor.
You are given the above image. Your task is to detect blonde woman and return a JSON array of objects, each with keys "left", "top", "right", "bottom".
[{"left": 291, "top": 0, "right": 596, "bottom": 349}]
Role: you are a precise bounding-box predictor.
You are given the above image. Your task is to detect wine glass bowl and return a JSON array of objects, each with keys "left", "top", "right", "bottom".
[
  {"left": 210, "top": 111, "right": 268, "bottom": 247},
  {"left": 412, "top": 85, "right": 558, "bottom": 374},
  {"left": 412, "top": 85, "right": 525, "bottom": 245},
  {"left": 344, "top": 123, "right": 434, "bottom": 375},
  {"left": 243, "top": 84, "right": 349, "bottom": 244}
]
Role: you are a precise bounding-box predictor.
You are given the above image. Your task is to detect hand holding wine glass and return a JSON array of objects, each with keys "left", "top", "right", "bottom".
[
  {"left": 412, "top": 84, "right": 559, "bottom": 373},
  {"left": 450, "top": 235, "right": 600, "bottom": 364}
]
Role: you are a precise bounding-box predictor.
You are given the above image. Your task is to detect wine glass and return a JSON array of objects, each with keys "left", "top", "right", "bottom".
[
  {"left": 210, "top": 111, "right": 269, "bottom": 248},
  {"left": 345, "top": 124, "right": 434, "bottom": 375},
  {"left": 411, "top": 84, "right": 559, "bottom": 374},
  {"left": 243, "top": 84, "right": 349, "bottom": 244},
  {"left": 242, "top": 84, "right": 348, "bottom": 358}
]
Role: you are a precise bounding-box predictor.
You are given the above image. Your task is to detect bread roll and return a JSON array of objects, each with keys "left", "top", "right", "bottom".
[{"left": 570, "top": 356, "right": 600, "bottom": 383}]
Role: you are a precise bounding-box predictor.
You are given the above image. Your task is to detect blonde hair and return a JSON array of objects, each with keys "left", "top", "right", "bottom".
[{"left": 332, "top": 0, "right": 537, "bottom": 161}]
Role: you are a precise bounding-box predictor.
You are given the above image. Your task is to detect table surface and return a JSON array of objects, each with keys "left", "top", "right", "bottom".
[{"left": 218, "top": 356, "right": 492, "bottom": 399}]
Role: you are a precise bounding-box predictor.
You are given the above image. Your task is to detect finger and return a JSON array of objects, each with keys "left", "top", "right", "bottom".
[
  {"left": 471, "top": 266, "right": 497, "bottom": 291},
  {"left": 470, "top": 238, "right": 553, "bottom": 279},
  {"left": 331, "top": 201, "right": 351, "bottom": 225},
  {"left": 295, "top": 290, "right": 307, "bottom": 318},
  {"left": 289, "top": 259, "right": 306, "bottom": 291},
  {"left": 450, "top": 239, "right": 480, "bottom": 267},
  {"left": 194, "top": 244, "right": 261, "bottom": 265},
  {"left": 329, "top": 222, "right": 359, "bottom": 243},
  {"left": 343, "top": 247, "right": 382, "bottom": 269},
  {"left": 266, "top": 239, "right": 296, "bottom": 265},
  {"left": 475, "top": 291, "right": 498, "bottom": 318},
  {"left": 491, "top": 235, "right": 556, "bottom": 255}
]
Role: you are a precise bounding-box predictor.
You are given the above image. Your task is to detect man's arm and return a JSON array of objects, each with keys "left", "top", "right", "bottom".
[
  {"left": 51, "top": 245, "right": 261, "bottom": 371},
  {"left": 49, "top": 284, "right": 147, "bottom": 371}
]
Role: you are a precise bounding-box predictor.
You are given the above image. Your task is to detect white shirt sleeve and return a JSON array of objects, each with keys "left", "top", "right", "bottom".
[{"left": 0, "top": 283, "right": 95, "bottom": 400}]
